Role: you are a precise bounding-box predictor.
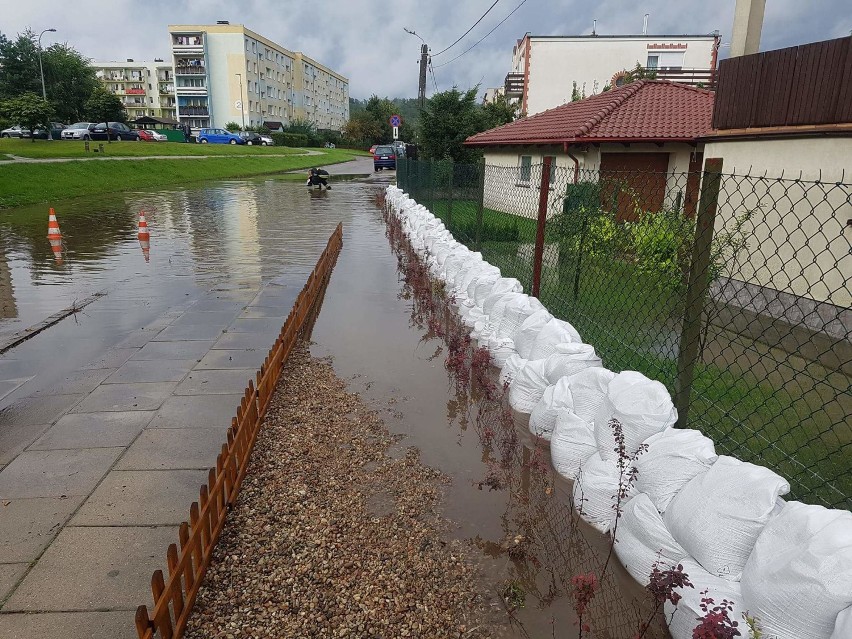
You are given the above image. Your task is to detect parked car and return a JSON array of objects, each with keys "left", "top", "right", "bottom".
[
  {"left": 1, "top": 125, "right": 27, "bottom": 138},
  {"left": 31, "top": 123, "right": 66, "bottom": 140},
  {"left": 62, "top": 122, "right": 95, "bottom": 140},
  {"left": 86, "top": 122, "right": 140, "bottom": 141},
  {"left": 373, "top": 144, "right": 397, "bottom": 171},
  {"left": 197, "top": 128, "right": 245, "bottom": 144},
  {"left": 137, "top": 129, "right": 168, "bottom": 142},
  {"left": 259, "top": 134, "right": 274, "bottom": 146},
  {"left": 369, "top": 144, "right": 378, "bottom": 154},
  {"left": 239, "top": 132, "right": 268, "bottom": 146}
]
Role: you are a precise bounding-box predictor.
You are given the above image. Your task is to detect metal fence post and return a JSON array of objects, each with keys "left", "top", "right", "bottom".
[
  {"left": 475, "top": 158, "right": 485, "bottom": 251},
  {"left": 675, "top": 157, "right": 723, "bottom": 428},
  {"left": 447, "top": 160, "right": 454, "bottom": 231},
  {"left": 531, "top": 157, "right": 553, "bottom": 298}
]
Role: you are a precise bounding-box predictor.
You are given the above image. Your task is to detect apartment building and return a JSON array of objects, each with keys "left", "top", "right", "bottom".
[
  {"left": 167, "top": 22, "right": 349, "bottom": 132},
  {"left": 92, "top": 60, "right": 177, "bottom": 121},
  {"left": 506, "top": 33, "right": 720, "bottom": 116}
]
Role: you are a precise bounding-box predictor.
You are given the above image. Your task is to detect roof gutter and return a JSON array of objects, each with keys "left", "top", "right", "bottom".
[{"left": 465, "top": 136, "right": 702, "bottom": 147}]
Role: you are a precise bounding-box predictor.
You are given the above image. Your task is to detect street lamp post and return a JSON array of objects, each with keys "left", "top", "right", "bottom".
[
  {"left": 38, "top": 28, "right": 57, "bottom": 141},
  {"left": 236, "top": 73, "right": 246, "bottom": 131}
]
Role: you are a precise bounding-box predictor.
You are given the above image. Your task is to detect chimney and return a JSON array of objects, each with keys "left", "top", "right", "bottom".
[{"left": 730, "top": 0, "right": 765, "bottom": 57}]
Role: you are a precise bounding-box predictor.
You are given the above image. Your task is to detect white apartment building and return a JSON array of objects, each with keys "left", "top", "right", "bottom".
[
  {"left": 168, "top": 22, "right": 349, "bottom": 132},
  {"left": 506, "top": 33, "right": 720, "bottom": 116},
  {"left": 92, "top": 60, "right": 177, "bottom": 121}
]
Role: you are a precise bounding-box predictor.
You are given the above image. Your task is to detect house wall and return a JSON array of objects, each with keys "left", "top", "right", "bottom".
[
  {"left": 482, "top": 143, "right": 702, "bottom": 219},
  {"left": 513, "top": 36, "right": 717, "bottom": 115},
  {"left": 702, "top": 137, "right": 852, "bottom": 312}
]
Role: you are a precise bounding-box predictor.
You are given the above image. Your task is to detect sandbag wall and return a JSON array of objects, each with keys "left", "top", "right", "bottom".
[{"left": 385, "top": 186, "right": 852, "bottom": 639}]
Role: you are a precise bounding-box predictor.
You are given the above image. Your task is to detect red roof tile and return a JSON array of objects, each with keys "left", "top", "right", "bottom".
[{"left": 466, "top": 80, "right": 715, "bottom": 146}]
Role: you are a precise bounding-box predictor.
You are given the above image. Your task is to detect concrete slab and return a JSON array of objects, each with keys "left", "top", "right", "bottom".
[
  {"left": 0, "top": 611, "right": 136, "bottom": 639},
  {"left": 173, "top": 369, "right": 255, "bottom": 395},
  {"left": 130, "top": 339, "right": 215, "bottom": 361},
  {"left": 0, "top": 448, "right": 123, "bottom": 499},
  {"left": 0, "top": 497, "right": 82, "bottom": 563},
  {"left": 116, "top": 428, "right": 226, "bottom": 470},
  {"left": 238, "top": 306, "right": 289, "bottom": 319},
  {"left": 154, "top": 323, "right": 226, "bottom": 341},
  {"left": 28, "top": 411, "right": 155, "bottom": 450},
  {"left": 0, "top": 395, "right": 83, "bottom": 466},
  {"left": 194, "top": 348, "right": 266, "bottom": 370},
  {"left": 211, "top": 331, "right": 273, "bottom": 351},
  {"left": 31, "top": 369, "right": 114, "bottom": 397},
  {"left": 104, "top": 360, "right": 195, "bottom": 385},
  {"left": 113, "top": 327, "right": 164, "bottom": 349},
  {"left": 3, "top": 525, "right": 177, "bottom": 611},
  {"left": 70, "top": 469, "right": 207, "bottom": 526},
  {"left": 226, "top": 318, "right": 284, "bottom": 333},
  {"left": 0, "top": 424, "right": 51, "bottom": 469},
  {"left": 79, "top": 348, "right": 138, "bottom": 370},
  {"left": 170, "top": 310, "right": 240, "bottom": 327},
  {"left": 189, "top": 298, "right": 245, "bottom": 313},
  {"left": 72, "top": 382, "right": 176, "bottom": 413},
  {"left": 0, "top": 563, "right": 29, "bottom": 602},
  {"left": 149, "top": 394, "right": 243, "bottom": 429}
]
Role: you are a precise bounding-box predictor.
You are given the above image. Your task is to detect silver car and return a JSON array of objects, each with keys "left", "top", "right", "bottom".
[{"left": 62, "top": 122, "right": 95, "bottom": 140}]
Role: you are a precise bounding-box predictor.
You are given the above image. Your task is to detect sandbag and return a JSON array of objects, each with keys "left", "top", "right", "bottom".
[
  {"left": 543, "top": 342, "right": 602, "bottom": 384},
  {"left": 594, "top": 371, "right": 676, "bottom": 462},
  {"left": 497, "top": 296, "right": 545, "bottom": 339},
  {"left": 664, "top": 456, "right": 790, "bottom": 581},
  {"left": 483, "top": 291, "right": 526, "bottom": 332},
  {"left": 572, "top": 453, "right": 637, "bottom": 533},
  {"left": 527, "top": 317, "right": 582, "bottom": 360},
  {"left": 550, "top": 410, "right": 597, "bottom": 481},
  {"left": 566, "top": 367, "right": 616, "bottom": 425},
  {"left": 664, "top": 559, "right": 746, "bottom": 639},
  {"left": 614, "top": 493, "right": 688, "bottom": 586},
  {"left": 507, "top": 359, "right": 549, "bottom": 414},
  {"left": 634, "top": 429, "right": 717, "bottom": 513},
  {"left": 833, "top": 607, "right": 852, "bottom": 639},
  {"left": 514, "top": 310, "right": 555, "bottom": 359},
  {"left": 499, "top": 354, "right": 527, "bottom": 387},
  {"left": 487, "top": 336, "right": 517, "bottom": 369},
  {"left": 740, "top": 501, "right": 852, "bottom": 639},
  {"left": 475, "top": 276, "right": 520, "bottom": 307},
  {"left": 528, "top": 377, "right": 574, "bottom": 440}
]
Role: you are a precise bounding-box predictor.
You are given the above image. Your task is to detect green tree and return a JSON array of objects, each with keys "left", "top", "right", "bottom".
[
  {"left": 417, "top": 87, "right": 488, "bottom": 163},
  {"left": 224, "top": 121, "right": 241, "bottom": 132},
  {"left": 342, "top": 110, "right": 382, "bottom": 145},
  {"left": 482, "top": 94, "right": 518, "bottom": 129},
  {"left": 85, "top": 85, "right": 126, "bottom": 123},
  {"left": 1, "top": 92, "right": 53, "bottom": 140},
  {"left": 0, "top": 30, "right": 41, "bottom": 99}
]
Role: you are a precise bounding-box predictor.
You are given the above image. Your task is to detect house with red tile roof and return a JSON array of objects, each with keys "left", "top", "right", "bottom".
[{"left": 464, "top": 80, "right": 714, "bottom": 220}]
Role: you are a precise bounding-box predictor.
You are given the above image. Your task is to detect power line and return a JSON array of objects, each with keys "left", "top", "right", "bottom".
[
  {"left": 428, "top": 59, "right": 439, "bottom": 93},
  {"left": 433, "top": 0, "right": 529, "bottom": 69},
  {"left": 432, "top": 0, "right": 502, "bottom": 57}
]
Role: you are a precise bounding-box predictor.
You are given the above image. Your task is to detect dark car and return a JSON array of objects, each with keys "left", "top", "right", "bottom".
[
  {"left": 373, "top": 145, "right": 397, "bottom": 171},
  {"left": 31, "top": 123, "right": 66, "bottom": 140},
  {"left": 238, "top": 131, "right": 267, "bottom": 146},
  {"left": 86, "top": 122, "right": 140, "bottom": 141}
]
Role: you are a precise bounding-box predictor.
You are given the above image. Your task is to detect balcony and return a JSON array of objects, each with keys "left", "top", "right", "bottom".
[
  {"left": 160, "top": 86, "right": 175, "bottom": 94},
  {"left": 172, "top": 36, "right": 204, "bottom": 54},
  {"left": 639, "top": 67, "right": 716, "bottom": 89},
  {"left": 505, "top": 72, "right": 524, "bottom": 97},
  {"left": 175, "top": 66, "right": 206, "bottom": 75},
  {"left": 179, "top": 107, "right": 209, "bottom": 116},
  {"left": 175, "top": 86, "right": 208, "bottom": 96},
  {"left": 126, "top": 87, "right": 146, "bottom": 95}
]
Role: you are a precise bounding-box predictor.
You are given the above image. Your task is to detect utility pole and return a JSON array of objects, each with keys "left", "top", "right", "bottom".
[{"left": 418, "top": 44, "right": 428, "bottom": 109}]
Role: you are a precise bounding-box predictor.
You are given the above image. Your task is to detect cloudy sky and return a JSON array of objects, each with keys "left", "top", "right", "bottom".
[{"left": 4, "top": 0, "right": 849, "bottom": 99}]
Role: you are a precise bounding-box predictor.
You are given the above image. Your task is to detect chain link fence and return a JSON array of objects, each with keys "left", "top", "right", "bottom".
[{"left": 397, "top": 157, "right": 852, "bottom": 510}]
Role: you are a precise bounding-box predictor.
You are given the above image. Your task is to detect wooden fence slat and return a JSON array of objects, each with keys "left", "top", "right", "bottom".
[{"left": 166, "top": 544, "right": 185, "bottom": 622}]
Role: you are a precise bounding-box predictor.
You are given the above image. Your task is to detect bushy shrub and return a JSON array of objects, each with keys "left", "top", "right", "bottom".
[
  {"left": 629, "top": 209, "right": 694, "bottom": 284},
  {"left": 271, "top": 132, "right": 310, "bottom": 147},
  {"left": 451, "top": 219, "right": 520, "bottom": 243}
]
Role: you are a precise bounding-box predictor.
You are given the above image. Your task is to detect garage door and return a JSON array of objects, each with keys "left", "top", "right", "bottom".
[{"left": 599, "top": 153, "right": 670, "bottom": 221}]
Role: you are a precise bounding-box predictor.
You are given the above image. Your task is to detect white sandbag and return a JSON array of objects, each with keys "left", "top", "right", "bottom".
[
  {"left": 566, "top": 367, "right": 616, "bottom": 425},
  {"left": 614, "top": 493, "right": 688, "bottom": 586},
  {"left": 664, "top": 456, "right": 790, "bottom": 581},
  {"left": 528, "top": 377, "right": 574, "bottom": 440},
  {"left": 507, "top": 359, "right": 549, "bottom": 414},
  {"left": 594, "top": 371, "right": 677, "bottom": 462},
  {"left": 483, "top": 291, "right": 525, "bottom": 330},
  {"left": 475, "top": 276, "right": 520, "bottom": 307},
  {"left": 527, "top": 317, "right": 581, "bottom": 360},
  {"left": 550, "top": 411, "right": 597, "bottom": 481},
  {"left": 466, "top": 271, "right": 500, "bottom": 305},
  {"left": 573, "top": 453, "right": 637, "bottom": 533},
  {"left": 543, "top": 342, "right": 602, "bottom": 384},
  {"left": 487, "top": 336, "right": 517, "bottom": 369},
  {"left": 497, "top": 296, "right": 545, "bottom": 339},
  {"left": 833, "top": 607, "right": 852, "bottom": 639},
  {"left": 513, "top": 310, "right": 555, "bottom": 359},
  {"left": 499, "top": 354, "right": 527, "bottom": 387},
  {"left": 634, "top": 429, "right": 717, "bottom": 513},
  {"left": 664, "top": 559, "right": 746, "bottom": 639},
  {"left": 741, "top": 501, "right": 852, "bottom": 639}
]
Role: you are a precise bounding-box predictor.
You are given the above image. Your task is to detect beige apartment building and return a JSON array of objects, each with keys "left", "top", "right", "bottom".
[
  {"left": 167, "top": 22, "right": 349, "bottom": 132},
  {"left": 92, "top": 60, "right": 177, "bottom": 121}
]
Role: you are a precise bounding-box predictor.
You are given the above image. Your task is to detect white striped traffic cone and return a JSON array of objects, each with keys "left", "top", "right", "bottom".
[
  {"left": 138, "top": 211, "right": 150, "bottom": 262},
  {"left": 47, "top": 208, "right": 63, "bottom": 264}
]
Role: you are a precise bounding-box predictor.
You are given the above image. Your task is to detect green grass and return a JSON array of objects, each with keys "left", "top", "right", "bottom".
[
  {"left": 429, "top": 199, "right": 538, "bottom": 244},
  {"left": 0, "top": 148, "right": 362, "bottom": 209}
]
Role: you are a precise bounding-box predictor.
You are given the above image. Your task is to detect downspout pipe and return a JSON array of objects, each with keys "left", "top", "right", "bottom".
[{"left": 564, "top": 142, "right": 580, "bottom": 183}]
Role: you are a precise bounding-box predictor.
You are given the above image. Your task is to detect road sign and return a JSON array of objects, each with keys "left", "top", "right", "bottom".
[
  {"left": 393, "top": 126, "right": 399, "bottom": 140},
  {"left": 389, "top": 114, "right": 402, "bottom": 127}
]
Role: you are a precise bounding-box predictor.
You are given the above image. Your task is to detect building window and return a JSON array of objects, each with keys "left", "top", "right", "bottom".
[
  {"left": 544, "top": 156, "right": 557, "bottom": 185},
  {"left": 646, "top": 54, "right": 659, "bottom": 69},
  {"left": 518, "top": 155, "right": 532, "bottom": 185}
]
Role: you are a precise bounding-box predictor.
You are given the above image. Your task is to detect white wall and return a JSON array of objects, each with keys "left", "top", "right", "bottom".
[{"left": 524, "top": 36, "right": 716, "bottom": 115}]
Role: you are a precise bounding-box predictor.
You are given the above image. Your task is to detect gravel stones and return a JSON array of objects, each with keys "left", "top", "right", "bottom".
[{"left": 185, "top": 345, "right": 491, "bottom": 638}]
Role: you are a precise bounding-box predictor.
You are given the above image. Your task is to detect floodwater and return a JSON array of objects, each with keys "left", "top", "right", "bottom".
[{"left": 1, "top": 175, "right": 662, "bottom": 637}]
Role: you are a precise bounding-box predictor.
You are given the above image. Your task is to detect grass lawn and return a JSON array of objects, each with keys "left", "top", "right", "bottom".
[
  {"left": 0, "top": 138, "right": 370, "bottom": 159},
  {"left": 0, "top": 148, "right": 362, "bottom": 209},
  {"left": 429, "top": 199, "right": 538, "bottom": 244}
]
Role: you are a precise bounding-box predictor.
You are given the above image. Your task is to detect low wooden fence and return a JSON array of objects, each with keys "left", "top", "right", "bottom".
[{"left": 134, "top": 223, "right": 344, "bottom": 639}]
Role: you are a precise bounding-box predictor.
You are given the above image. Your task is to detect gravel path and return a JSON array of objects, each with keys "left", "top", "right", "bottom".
[{"left": 185, "top": 344, "right": 492, "bottom": 638}]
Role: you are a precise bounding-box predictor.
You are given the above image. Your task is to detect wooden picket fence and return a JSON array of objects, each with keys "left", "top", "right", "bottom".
[{"left": 134, "top": 223, "right": 344, "bottom": 639}]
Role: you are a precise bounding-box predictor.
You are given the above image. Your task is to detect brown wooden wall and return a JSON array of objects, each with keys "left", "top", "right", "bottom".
[{"left": 713, "top": 36, "right": 852, "bottom": 129}]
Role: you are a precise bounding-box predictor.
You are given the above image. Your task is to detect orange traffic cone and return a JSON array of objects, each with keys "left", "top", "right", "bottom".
[
  {"left": 47, "top": 208, "right": 63, "bottom": 264},
  {"left": 138, "top": 211, "right": 150, "bottom": 263}
]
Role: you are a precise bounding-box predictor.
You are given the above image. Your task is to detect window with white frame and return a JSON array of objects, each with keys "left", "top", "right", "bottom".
[{"left": 518, "top": 155, "right": 532, "bottom": 185}]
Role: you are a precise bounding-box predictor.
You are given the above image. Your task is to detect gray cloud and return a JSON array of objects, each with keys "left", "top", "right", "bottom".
[{"left": 4, "top": 0, "right": 849, "bottom": 99}]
